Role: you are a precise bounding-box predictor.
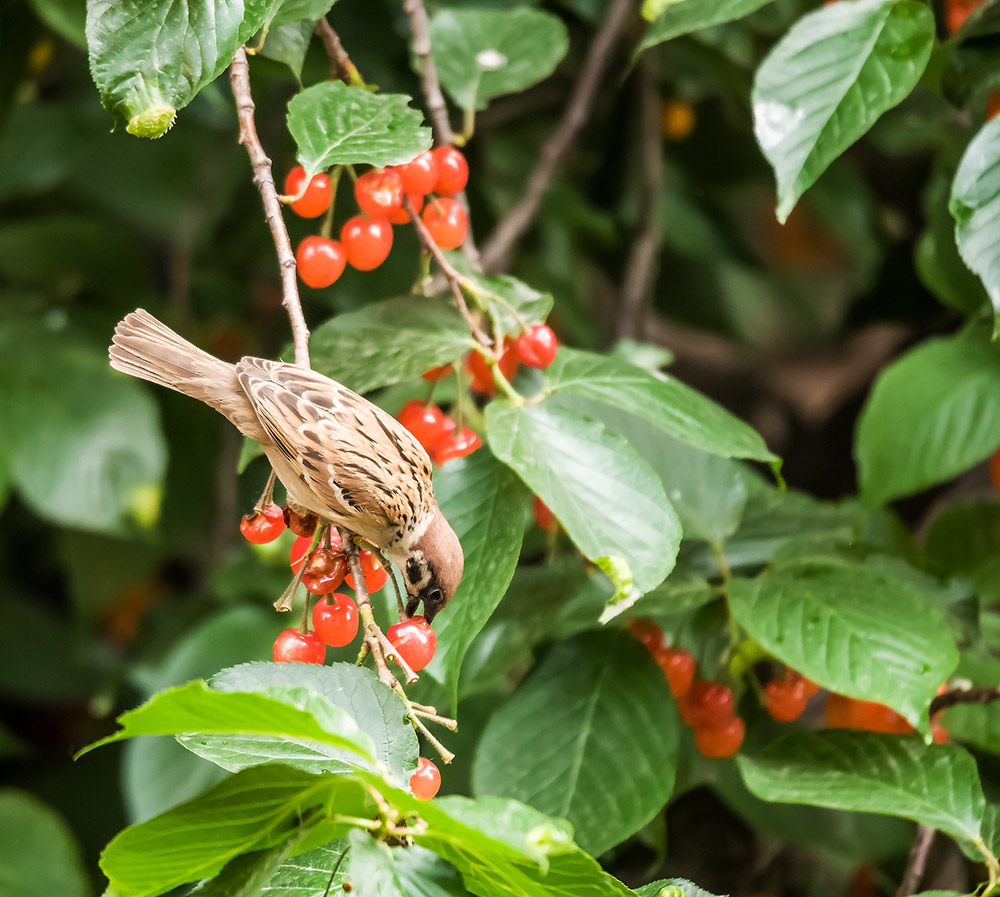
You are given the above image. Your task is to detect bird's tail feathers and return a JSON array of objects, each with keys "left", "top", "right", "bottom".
[{"left": 109, "top": 309, "right": 241, "bottom": 415}]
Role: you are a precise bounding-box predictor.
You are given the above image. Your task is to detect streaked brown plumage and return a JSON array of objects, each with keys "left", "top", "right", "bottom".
[{"left": 109, "top": 309, "right": 462, "bottom": 621}]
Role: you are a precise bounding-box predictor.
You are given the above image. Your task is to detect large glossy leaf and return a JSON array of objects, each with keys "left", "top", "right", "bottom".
[
  {"left": 426, "top": 451, "right": 529, "bottom": 711},
  {"left": 78, "top": 680, "right": 377, "bottom": 767},
  {"left": 260, "top": 838, "right": 350, "bottom": 897},
  {"left": 727, "top": 559, "right": 958, "bottom": 730},
  {"left": 0, "top": 791, "right": 91, "bottom": 897},
  {"left": 752, "top": 0, "right": 934, "bottom": 222},
  {"left": 942, "top": 703, "right": 1000, "bottom": 757},
  {"left": 633, "top": 882, "right": 722, "bottom": 897},
  {"left": 310, "top": 297, "right": 473, "bottom": 394},
  {"left": 951, "top": 117, "right": 1000, "bottom": 334},
  {"left": 640, "top": 0, "right": 774, "bottom": 48},
  {"left": 100, "top": 766, "right": 367, "bottom": 897},
  {"left": 855, "top": 336, "right": 1000, "bottom": 505},
  {"left": 473, "top": 629, "right": 679, "bottom": 856},
  {"left": 545, "top": 348, "right": 775, "bottom": 461},
  {"left": 0, "top": 320, "right": 166, "bottom": 535},
  {"left": 429, "top": 7, "right": 568, "bottom": 111},
  {"left": 287, "top": 82, "right": 432, "bottom": 178},
  {"left": 738, "top": 731, "right": 985, "bottom": 846},
  {"left": 86, "top": 0, "right": 275, "bottom": 136},
  {"left": 486, "top": 399, "right": 681, "bottom": 594},
  {"left": 207, "top": 662, "right": 418, "bottom": 784}
]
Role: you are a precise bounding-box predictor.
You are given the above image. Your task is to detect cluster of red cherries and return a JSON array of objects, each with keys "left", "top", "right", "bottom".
[
  {"left": 396, "top": 322, "right": 558, "bottom": 465},
  {"left": 630, "top": 618, "right": 948, "bottom": 754},
  {"left": 241, "top": 501, "right": 443, "bottom": 799},
  {"left": 285, "top": 146, "right": 471, "bottom": 289}
]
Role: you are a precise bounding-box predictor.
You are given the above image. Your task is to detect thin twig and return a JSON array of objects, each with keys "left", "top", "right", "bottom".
[
  {"left": 479, "top": 0, "right": 636, "bottom": 274},
  {"left": 314, "top": 18, "right": 362, "bottom": 86},
  {"left": 897, "top": 825, "right": 935, "bottom": 897},
  {"left": 930, "top": 685, "right": 1000, "bottom": 716},
  {"left": 404, "top": 195, "right": 490, "bottom": 347},
  {"left": 403, "top": 0, "right": 453, "bottom": 146},
  {"left": 229, "top": 47, "right": 311, "bottom": 368},
  {"left": 343, "top": 527, "right": 398, "bottom": 689},
  {"left": 618, "top": 50, "right": 662, "bottom": 341}
]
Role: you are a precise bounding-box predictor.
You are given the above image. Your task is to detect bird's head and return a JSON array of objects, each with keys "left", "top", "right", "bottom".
[{"left": 396, "top": 509, "right": 463, "bottom": 624}]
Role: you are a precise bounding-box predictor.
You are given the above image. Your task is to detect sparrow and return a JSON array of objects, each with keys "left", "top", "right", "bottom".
[{"left": 109, "top": 309, "right": 462, "bottom": 622}]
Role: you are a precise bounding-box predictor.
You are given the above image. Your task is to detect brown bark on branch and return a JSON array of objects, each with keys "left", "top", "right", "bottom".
[
  {"left": 229, "top": 47, "right": 311, "bottom": 368},
  {"left": 314, "top": 18, "right": 363, "bottom": 86}
]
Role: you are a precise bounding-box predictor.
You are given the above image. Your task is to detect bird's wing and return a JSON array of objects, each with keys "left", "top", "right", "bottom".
[{"left": 235, "top": 358, "right": 435, "bottom": 539}]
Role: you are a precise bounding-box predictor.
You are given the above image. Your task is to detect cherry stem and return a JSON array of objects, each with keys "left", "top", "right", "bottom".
[
  {"left": 253, "top": 468, "right": 278, "bottom": 513},
  {"left": 392, "top": 683, "right": 456, "bottom": 764},
  {"left": 319, "top": 166, "right": 342, "bottom": 241},
  {"left": 403, "top": 194, "right": 490, "bottom": 347},
  {"left": 275, "top": 525, "right": 324, "bottom": 612},
  {"left": 299, "top": 592, "right": 313, "bottom": 636}
]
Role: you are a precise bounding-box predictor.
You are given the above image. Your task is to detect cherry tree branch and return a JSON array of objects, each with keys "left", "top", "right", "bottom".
[
  {"left": 229, "top": 47, "right": 311, "bottom": 368},
  {"left": 480, "top": 0, "right": 636, "bottom": 274},
  {"left": 618, "top": 50, "right": 662, "bottom": 341},
  {"left": 403, "top": 0, "right": 454, "bottom": 146},
  {"left": 314, "top": 18, "right": 363, "bottom": 86},
  {"left": 897, "top": 825, "right": 935, "bottom": 897},
  {"left": 404, "top": 195, "right": 491, "bottom": 347},
  {"left": 930, "top": 685, "right": 1000, "bottom": 716}
]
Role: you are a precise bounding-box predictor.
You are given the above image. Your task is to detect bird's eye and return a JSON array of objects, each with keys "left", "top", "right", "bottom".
[{"left": 427, "top": 587, "right": 443, "bottom": 603}]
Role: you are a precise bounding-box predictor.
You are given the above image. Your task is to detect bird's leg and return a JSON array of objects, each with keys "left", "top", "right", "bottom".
[
  {"left": 252, "top": 467, "right": 278, "bottom": 513},
  {"left": 274, "top": 523, "right": 324, "bottom": 612}
]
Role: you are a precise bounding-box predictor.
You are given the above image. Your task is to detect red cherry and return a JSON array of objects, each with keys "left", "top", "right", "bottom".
[
  {"left": 515, "top": 324, "right": 558, "bottom": 369},
  {"left": 533, "top": 497, "right": 558, "bottom": 532},
  {"left": 694, "top": 716, "right": 744, "bottom": 758},
  {"left": 789, "top": 669, "right": 820, "bottom": 698},
  {"left": 301, "top": 549, "right": 348, "bottom": 595},
  {"left": 764, "top": 677, "right": 808, "bottom": 723},
  {"left": 240, "top": 503, "right": 286, "bottom": 543},
  {"left": 399, "top": 151, "right": 440, "bottom": 196},
  {"left": 346, "top": 550, "right": 388, "bottom": 593},
  {"left": 387, "top": 615, "right": 437, "bottom": 671},
  {"left": 387, "top": 192, "right": 423, "bottom": 225},
  {"left": 397, "top": 400, "right": 452, "bottom": 453},
  {"left": 686, "top": 681, "right": 735, "bottom": 728},
  {"left": 656, "top": 647, "right": 695, "bottom": 699},
  {"left": 422, "top": 198, "right": 467, "bottom": 250},
  {"left": 435, "top": 427, "right": 482, "bottom": 465},
  {"left": 284, "top": 166, "right": 332, "bottom": 218},
  {"left": 312, "top": 593, "right": 359, "bottom": 647},
  {"left": 990, "top": 449, "right": 1000, "bottom": 492},
  {"left": 296, "top": 236, "right": 346, "bottom": 289},
  {"left": 628, "top": 619, "right": 664, "bottom": 653},
  {"left": 354, "top": 168, "right": 404, "bottom": 217},
  {"left": 273, "top": 628, "right": 326, "bottom": 663},
  {"left": 283, "top": 507, "right": 317, "bottom": 538},
  {"left": 422, "top": 364, "right": 452, "bottom": 382},
  {"left": 466, "top": 344, "right": 519, "bottom": 395},
  {"left": 341, "top": 216, "right": 393, "bottom": 271},
  {"left": 290, "top": 535, "right": 315, "bottom": 574},
  {"left": 432, "top": 147, "right": 469, "bottom": 195},
  {"left": 410, "top": 756, "right": 441, "bottom": 800}
]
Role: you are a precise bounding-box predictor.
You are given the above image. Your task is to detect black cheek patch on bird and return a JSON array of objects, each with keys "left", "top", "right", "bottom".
[{"left": 406, "top": 558, "right": 422, "bottom": 585}]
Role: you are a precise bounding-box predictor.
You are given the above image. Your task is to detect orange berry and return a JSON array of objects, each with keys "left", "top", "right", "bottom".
[{"left": 694, "top": 716, "right": 745, "bottom": 758}]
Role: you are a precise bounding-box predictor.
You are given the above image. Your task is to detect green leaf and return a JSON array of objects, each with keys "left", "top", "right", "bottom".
[
  {"left": 426, "top": 451, "right": 529, "bottom": 711},
  {"left": 473, "top": 629, "right": 679, "bottom": 856},
  {"left": 100, "top": 766, "right": 366, "bottom": 897},
  {"left": 457, "top": 266, "right": 554, "bottom": 334},
  {"left": 737, "top": 731, "right": 985, "bottom": 846},
  {"left": 752, "top": 0, "right": 934, "bottom": 222},
  {"left": 633, "top": 881, "right": 722, "bottom": 897},
  {"left": 287, "top": 82, "right": 432, "bottom": 178},
  {"left": 259, "top": 20, "right": 314, "bottom": 79},
  {"left": 77, "top": 680, "right": 377, "bottom": 767},
  {"left": 925, "top": 502, "right": 1000, "bottom": 577},
  {"left": 310, "top": 297, "right": 473, "bottom": 394},
  {"left": 29, "top": 0, "right": 87, "bottom": 46},
  {"left": 640, "top": 0, "right": 774, "bottom": 48},
  {"left": 189, "top": 841, "right": 298, "bottom": 897},
  {"left": 209, "top": 662, "right": 417, "bottom": 784},
  {"left": 348, "top": 829, "right": 406, "bottom": 897},
  {"left": 941, "top": 703, "right": 1000, "bottom": 757},
  {"left": 545, "top": 348, "right": 775, "bottom": 462},
  {"left": 855, "top": 336, "right": 1000, "bottom": 505},
  {"left": 633, "top": 572, "right": 718, "bottom": 619},
  {"left": 951, "top": 117, "right": 1000, "bottom": 335},
  {"left": 86, "top": 0, "right": 275, "bottom": 136},
  {"left": 486, "top": 399, "right": 681, "bottom": 593},
  {"left": 0, "top": 320, "right": 166, "bottom": 535},
  {"left": 259, "top": 838, "right": 350, "bottom": 897},
  {"left": 0, "top": 790, "right": 91, "bottom": 897},
  {"left": 727, "top": 559, "right": 958, "bottom": 730},
  {"left": 429, "top": 7, "right": 568, "bottom": 111},
  {"left": 269, "top": 0, "right": 336, "bottom": 28}
]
